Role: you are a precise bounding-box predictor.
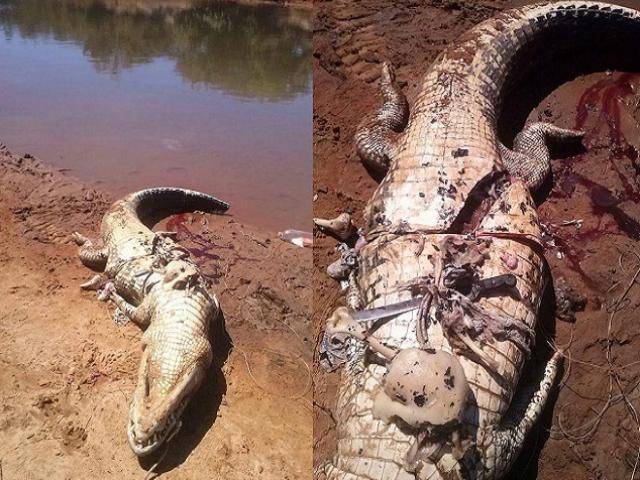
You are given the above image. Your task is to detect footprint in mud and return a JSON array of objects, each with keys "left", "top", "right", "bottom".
[
  {"left": 32, "top": 393, "right": 60, "bottom": 414},
  {"left": 29, "top": 391, "right": 89, "bottom": 450},
  {"left": 243, "top": 286, "right": 291, "bottom": 327},
  {"left": 239, "top": 348, "right": 310, "bottom": 399},
  {"left": 60, "top": 420, "right": 88, "bottom": 450}
]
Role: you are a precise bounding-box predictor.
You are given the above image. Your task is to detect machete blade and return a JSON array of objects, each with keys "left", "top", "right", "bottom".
[{"left": 351, "top": 296, "right": 423, "bottom": 323}]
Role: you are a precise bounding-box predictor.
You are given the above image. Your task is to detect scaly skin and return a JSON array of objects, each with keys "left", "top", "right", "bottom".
[
  {"left": 320, "top": 2, "right": 640, "bottom": 479},
  {"left": 73, "top": 187, "right": 228, "bottom": 456}
]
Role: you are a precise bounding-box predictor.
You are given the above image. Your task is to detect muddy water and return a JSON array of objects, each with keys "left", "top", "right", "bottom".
[{"left": 0, "top": 0, "right": 311, "bottom": 231}]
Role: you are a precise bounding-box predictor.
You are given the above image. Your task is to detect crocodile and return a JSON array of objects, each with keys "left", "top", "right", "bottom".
[
  {"left": 318, "top": 2, "right": 640, "bottom": 479},
  {"left": 73, "top": 187, "right": 228, "bottom": 456}
]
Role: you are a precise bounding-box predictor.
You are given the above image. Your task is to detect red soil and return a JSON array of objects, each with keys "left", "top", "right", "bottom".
[
  {"left": 0, "top": 145, "right": 312, "bottom": 479},
  {"left": 313, "top": 1, "right": 640, "bottom": 478}
]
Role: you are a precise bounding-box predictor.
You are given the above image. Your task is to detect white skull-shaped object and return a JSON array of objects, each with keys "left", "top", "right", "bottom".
[{"left": 373, "top": 348, "right": 470, "bottom": 428}]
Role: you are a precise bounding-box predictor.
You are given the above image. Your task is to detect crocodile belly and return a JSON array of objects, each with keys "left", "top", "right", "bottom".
[{"left": 331, "top": 180, "right": 546, "bottom": 479}]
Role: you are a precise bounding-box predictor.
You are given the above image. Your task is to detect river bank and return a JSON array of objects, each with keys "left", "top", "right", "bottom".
[{"left": 0, "top": 144, "right": 312, "bottom": 479}]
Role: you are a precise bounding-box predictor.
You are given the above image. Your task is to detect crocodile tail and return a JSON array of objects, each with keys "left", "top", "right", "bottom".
[
  {"left": 120, "top": 187, "right": 229, "bottom": 228},
  {"left": 465, "top": 350, "right": 564, "bottom": 479},
  {"left": 462, "top": 2, "right": 640, "bottom": 114},
  {"left": 414, "top": 2, "right": 640, "bottom": 135}
]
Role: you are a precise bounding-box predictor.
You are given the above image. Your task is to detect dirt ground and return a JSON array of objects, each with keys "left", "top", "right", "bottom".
[
  {"left": 0, "top": 144, "right": 312, "bottom": 479},
  {"left": 313, "top": 1, "right": 640, "bottom": 478}
]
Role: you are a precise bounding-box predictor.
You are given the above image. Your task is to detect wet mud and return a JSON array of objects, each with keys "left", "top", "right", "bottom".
[{"left": 313, "top": 1, "right": 640, "bottom": 478}]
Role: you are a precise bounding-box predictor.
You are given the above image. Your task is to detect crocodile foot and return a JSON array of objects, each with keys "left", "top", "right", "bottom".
[
  {"left": 326, "top": 258, "right": 350, "bottom": 281},
  {"left": 151, "top": 230, "right": 179, "bottom": 252},
  {"left": 319, "top": 306, "right": 369, "bottom": 372},
  {"left": 97, "top": 281, "right": 116, "bottom": 302},
  {"left": 80, "top": 274, "right": 107, "bottom": 291},
  {"left": 326, "top": 243, "right": 357, "bottom": 280},
  {"left": 355, "top": 62, "right": 410, "bottom": 176},
  {"left": 112, "top": 307, "right": 129, "bottom": 326},
  {"left": 326, "top": 243, "right": 363, "bottom": 310},
  {"left": 500, "top": 122, "right": 584, "bottom": 191},
  {"left": 72, "top": 231, "right": 108, "bottom": 270},
  {"left": 314, "top": 213, "right": 356, "bottom": 241}
]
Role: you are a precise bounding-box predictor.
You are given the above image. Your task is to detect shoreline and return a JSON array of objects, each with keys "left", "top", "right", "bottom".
[
  {"left": 76, "top": 0, "right": 313, "bottom": 14},
  {"left": 0, "top": 0, "right": 312, "bottom": 234},
  {"left": 0, "top": 143, "right": 312, "bottom": 479}
]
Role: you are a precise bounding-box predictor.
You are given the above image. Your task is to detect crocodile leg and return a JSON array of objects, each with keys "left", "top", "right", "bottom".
[
  {"left": 109, "top": 291, "right": 153, "bottom": 328},
  {"left": 71, "top": 231, "right": 108, "bottom": 270},
  {"left": 466, "top": 350, "right": 564, "bottom": 479},
  {"left": 345, "top": 270, "right": 363, "bottom": 311},
  {"left": 499, "top": 122, "right": 584, "bottom": 191},
  {"left": 355, "top": 62, "right": 410, "bottom": 175}
]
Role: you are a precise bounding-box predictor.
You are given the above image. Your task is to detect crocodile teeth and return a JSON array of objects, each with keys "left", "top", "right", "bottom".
[{"left": 313, "top": 213, "right": 355, "bottom": 241}]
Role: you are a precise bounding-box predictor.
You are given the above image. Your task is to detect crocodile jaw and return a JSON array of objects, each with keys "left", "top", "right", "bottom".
[
  {"left": 127, "top": 351, "right": 207, "bottom": 456},
  {"left": 127, "top": 399, "right": 187, "bottom": 456}
]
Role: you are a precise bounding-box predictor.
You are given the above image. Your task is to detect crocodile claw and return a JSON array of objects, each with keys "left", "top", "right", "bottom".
[
  {"left": 327, "top": 243, "right": 358, "bottom": 281},
  {"left": 113, "top": 307, "right": 129, "bottom": 326},
  {"left": 97, "top": 281, "right": 116, "bottom": 302},
  {"left": 80, "top": 274, "right": 106, "bottom": 291}
]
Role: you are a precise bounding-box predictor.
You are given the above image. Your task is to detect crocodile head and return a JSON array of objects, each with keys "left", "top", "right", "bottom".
[{"left": 127, "top": 340, "right": 211, "bottom": 456}]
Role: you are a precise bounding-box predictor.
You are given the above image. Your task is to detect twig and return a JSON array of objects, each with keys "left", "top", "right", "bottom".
[
  {"left": 550, "top": 253, "right": 640, "bottom": 467},
  {"left": 241, "top": 232, "right": 269, "bottom": 248},
  {"left": 313, "top": 399, "right": 337, "bottom": 426},
  {"left": 235, "top": 346, "right": 312, "bottom": 400},
  {"left": 606, "top": 260, "right": 640, "bottom": 479}
]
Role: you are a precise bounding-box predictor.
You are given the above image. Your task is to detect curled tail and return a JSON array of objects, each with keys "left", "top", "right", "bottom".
[
  {"left": 465, "top": 350, "right": 564, "bottom": 479},
  {"left": 107, "top": 187, "right": 229, "bottom": 231}
]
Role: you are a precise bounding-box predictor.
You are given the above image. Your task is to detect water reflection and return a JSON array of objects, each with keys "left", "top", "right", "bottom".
[
  {"left": 0, "top": 0, "right": 311, "bottom": 231},
  {"left": 0, "top": 0, "right": 311, "bottom": 100}
]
